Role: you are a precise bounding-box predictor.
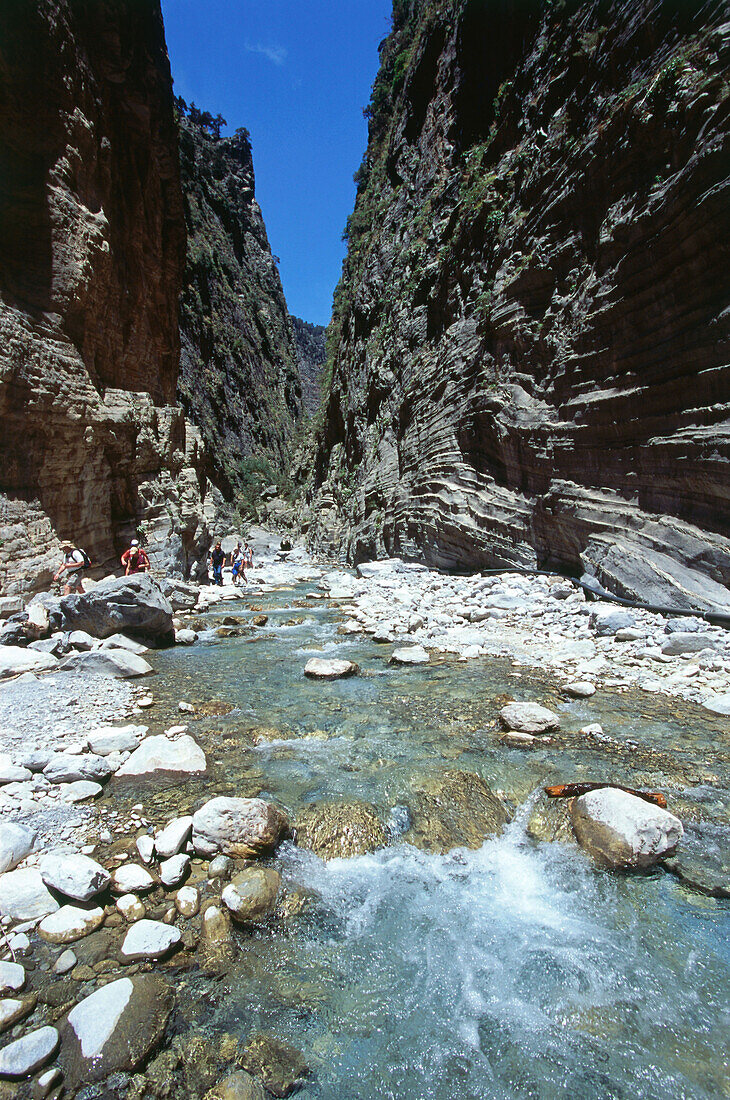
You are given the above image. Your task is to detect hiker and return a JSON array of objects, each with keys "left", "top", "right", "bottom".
[
  {"left": 121, "top": 539, "right": 150, "bottom": 575},
  {"left": 209, "top": 540, "right": 225, "bottom": 586},
  {"left": 243, "top": 540, "right": 254, "bottom": 572},
  {"left": 53, "top": 541, "right": 89, "bottom": 595},
  {"left": 231, "top": 542, "right": 246, "bottom": 586}
]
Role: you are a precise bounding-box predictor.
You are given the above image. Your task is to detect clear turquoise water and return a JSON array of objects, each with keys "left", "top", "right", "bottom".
[{"left": 143, "top": 583, "right": 729, "bottom": 1100}]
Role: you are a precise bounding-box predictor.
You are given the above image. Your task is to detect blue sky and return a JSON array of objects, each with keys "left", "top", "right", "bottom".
[{"left": 162, "top": 0, "right": 393, "bottom": 325}]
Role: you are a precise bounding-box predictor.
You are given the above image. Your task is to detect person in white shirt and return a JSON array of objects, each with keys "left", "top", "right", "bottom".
[{"left": 53, "top": 542, "right": 87, "bottom": 595}]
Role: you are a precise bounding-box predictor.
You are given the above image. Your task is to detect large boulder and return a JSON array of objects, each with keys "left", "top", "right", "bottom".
[
  {"left": 60, "top": 975, "right": 173, "bottom": 1087},
  {"left": 58, "top": 649, "right": 153, "bottom": 678},
  {"left": 160, "top": 578, "right": 200, "bottom": 612},
  {"left": 407, "top": 770, "right": 511, "bottom": 854},
  {"left": 0, "top": 645, "right": 57, "bottom": 679},
  {"left": 51, "top": 575, "right": 174, "bottom": 642},
  {"left": 570, "top": 788, "right": 683, "bottom": 869},
  {"left": 0, "top": 821, "right": 37, "bottom": 873},
  {"left": 192, "top": 797, "right": 290, "bottom": 859}
]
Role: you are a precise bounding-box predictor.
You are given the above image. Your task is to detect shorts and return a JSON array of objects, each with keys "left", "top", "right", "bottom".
[{"left": 66, "top": 570, "right": 83, "bottom": 587}]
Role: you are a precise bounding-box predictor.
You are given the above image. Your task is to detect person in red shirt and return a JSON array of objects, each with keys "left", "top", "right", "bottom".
[{"left": 121, "top": 539, "right": 150, "bottom": 575}]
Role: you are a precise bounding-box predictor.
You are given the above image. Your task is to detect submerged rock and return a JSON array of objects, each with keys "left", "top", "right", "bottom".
[
  {"left": 407, "top": 770, "right": 511, "bottom": 854},
  {"left": 204, "top": 1068, "right": 266, "bottom": 1100},
  {"left": 60, "top": 975, "right": 173, "bottom": 1086},
  {"left": 241, "top": 1033, "right": 310, "bottom": 1098},
  {"left": 526, "top": 797, "right": 575, "bottom": 844},
  {"left": 192, "top": 796, "right": 290, "bottom": 859},
  {"left": 570, "top": 788, "right": 683, "bottom": 869},
  {"left": 200, "top": 904, "right": 237, "bottom": 968},
  {"left": 222, "top": 867, "right": 281, "bottom": 923},
  {"left": 295, "top": 800, "right": 388, "bottom": 860}
]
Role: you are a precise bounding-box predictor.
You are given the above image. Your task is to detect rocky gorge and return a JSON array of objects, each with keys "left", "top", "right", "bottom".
[{"left": 309, "top": 0, "right": 730, "bottom": 615}]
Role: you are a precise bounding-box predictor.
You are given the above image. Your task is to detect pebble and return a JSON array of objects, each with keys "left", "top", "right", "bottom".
[
  {"left": 53, "top": 948, "right": 77, "bottom": 975},
  {"left": 175, "top": 886, "right": 200, "bottom": 917}
]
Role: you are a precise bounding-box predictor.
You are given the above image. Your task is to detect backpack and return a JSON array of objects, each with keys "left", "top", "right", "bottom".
[{"left": 76, "top": 548, "right": 91, "bottom": 568}]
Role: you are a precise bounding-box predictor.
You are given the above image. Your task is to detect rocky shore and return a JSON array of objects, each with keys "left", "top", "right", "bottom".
[{"left": 0, "top": 543, "right": 728, "bottom": 1096}]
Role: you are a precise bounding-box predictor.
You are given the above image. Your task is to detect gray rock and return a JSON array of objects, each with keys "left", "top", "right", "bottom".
[
  {"left": 564, "top": 681, "right": 596, "bottom": 698},
  {"left": 38, "top": 903, "right": 105, "bottom": 944},
  {"left": 53, "top": 574, "right": 174, "bottom": 641},
  {"left": 303, "top": 657, "right": 359, "bottom": 679},
  {"left": 0, "top": 868, "right": 59, "bottom": 920},
  {"left": 60, "top": 975, "right": 173, "bottom": 1086},
  {"left": 192, "top": 796, "right": 290, "bottom": 859},
  {"left": 136, "top": 835, "right": 155, "bottom": 864},
  {"left": 99, "top": 633, "right": 149, "bottom": 654},
  {"left": 62, "top": 780, "right": 103, "bottom": 802},
  {"left": 208, "top": 854, "right": 234, "bottom": 879},
  {"left": 19, "top": 750, "right": 55, "bottom": 772},
  {"left": 665, "top": 617, "right": 705, "bottom": 633},
  {"left": 67, "top": 630, "right": 97, "bottom": 651},
  {"left": 589, "top": 606, "right": 636, "bottom": 636},
  {"left": 40, "top": 852, "right": 110, "bottom": 901},
  {"left": 154, "top": 815, "right": 193, "bottom": 858},
  {"left": 570, "top": 788, "right": 683, "bottom": 869},
  {"left": 120, "top": 919, "right": 181, "bottom": 961},
  {"left": 661, "top": 632, "right": 718, "bottom": 656},
  {"left": 87, "top": 724, "right": 145, "bottom": 755},
  {"left": 389, "top": 645, "right": 430, "bottom": 665},
  {"left": 0, "top": 962, "right": 25, "bottom": 994},
  {"left": 58, "top": 648, "right": 153, "bottom": 678},
  {"left": 0, "top": 821, "right": 36, "bottom": 872},
  {"left": 115, "top": 734, "right": 206, "bottom": 776},
  {"left": 159, "top": 854, "right": 189, "bottom": 887},
  {"left": 53, "top": 949, "right": 77, "bottom": 975},
  {"left": 160, "top": 578, "right": 200, "bottom": 612},
  {"left": 702, "top": 693, "right": 730, "bottom": 715},
  {"left": 499, "top": 702, "right": 560, "bottom": 734},
  {"left": 0, "top": 645, "right": 57, "bottom": 679},
  {"left": 43, "top": 753, "right": 112, "bottom": 784},
  {"left": 0, "top": 759, "right": 32, "bottom": 784},
  {"left": 175, "top": 628, "right": 197, "bottom": 645},
  {"left": 110, "top": 864, "right": 155, "bottom": 894},
  {"left": 0, "top": 997, "right": 34, "bottom": 1034},
  {"left": 0, "top": 1025, "right": 59, "bottom": 1078}
]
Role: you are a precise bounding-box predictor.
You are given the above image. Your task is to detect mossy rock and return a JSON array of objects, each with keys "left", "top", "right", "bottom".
[
  {"left": 406, "top": 770, "right": 511, "bottom": 854},
  {"left": 295, "top": 800, "right": 388, "bottom": 860},
  {"left": 525, "top": 795, "right": 575, "bottom": 844}
]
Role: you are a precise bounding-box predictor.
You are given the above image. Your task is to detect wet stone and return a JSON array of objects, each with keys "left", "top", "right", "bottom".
[
  {"left": 204, "top": 1068, "right": 267, "bottom": 1100},
  {"left": 222, "top": 868, "right": 281, "bottom": 923},
  {"left": 120, "top": 919, "right": 181, "bottom": 961},
  {"left": 407, "top": 770, "right": 511, "bottom": 854},
  {"left": 0, "top": 962, "right": 25, "bottom": 995},
  {"left": 295, "top": 800, "right": 389, "bottom": 860},
  {"left": 241, "top": 1033, "right": 309, "bottom": 1098},
  {"left": 0, "top": 1026, "right": 59, "bottom": 1079},
  {"left": 38, "top": 904, "right": 105, "bottom": 944}
]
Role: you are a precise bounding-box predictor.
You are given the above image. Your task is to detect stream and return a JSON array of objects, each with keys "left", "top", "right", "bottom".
[{"left": 126, "top": 580, "right": 729, "bottom": 1100}]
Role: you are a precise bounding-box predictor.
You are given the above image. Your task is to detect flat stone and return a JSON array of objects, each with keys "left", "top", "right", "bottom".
[
  {"left": 87, "top": 725, "right": 146, "bottom": 755},
  {"left": 0, "top": 996, "right": 35, "bottom": 1034},
  {"left": 60, "top": 975, "right": 173, "bottom": 1086},
  {"left": 222, "top": 867, "right": 281, "bottom": 922},
  {"left": 62, "top": 780, "right": 103, "bottom": 802},
  {"left": 564, "top": 681, "right": 596, "bottom": 697},
  {"left": 499, "top": 702, "right": 560, "bottom": 734},
  {"left": 110, "top": 864, "right": 155, "bottom": 894},
  {"left": 192, "top": 796, "right": 290, "bottom": 859},
  {"left": 0, "top": 962, "right": 25, "bottom": 994},
  {"left": 115, "top": 734, "right": 206, "bottom": 776},
  {"left": 59, "top": 649, "right": 153, "bottom": 678},
  {"left": 0, "top": 646, "right": 57, "bottom": 679},
  {"left": 389, "top": 645, "right": 430, "bottom": 665},
  {"left": 99, "top": 633, "right": 149, "bottom": 654},
  {"left": 116, "top": 894, "right": 146, "bottom": 922},
  {"left": 570, "top": 788, "right": 683, "bottom": 869},
  {"left": 0, "top": 821, "right": 37, "bottom": 873},
  {"left": 154, "top": 815, "right": 193, "bottom": 858},
  {"left": 0, "top": 868, "right": 60, "bottom": 920},
  {"left": 159, "top": 854, "right": 190, "bottom": 887},
  {"left": 53, "top": 949, "right": 77, "bottom": 975},
  {"left": 39, "top": 904, "right": 105, "bottom": 943},
  {"left": 175, "top": 885, "right": 200, "bottom": 917},
  {"left": 120, "top": 919, "right": 181, "bottom": 961},
  {"left": 43, "top": 753, "right": 112, "bottom": 784},
  {"left": 589, "top": 607, "right": 636, "bottom": 636},
  {"left": 40, "top": 852, "right": 110, "bottom": 901},
  {"left": 303, "top": 657, "right": 359, "bottom": 679},
  {"left": 0, "top": 1025, "right": 59, "bottom": 1078},
  {"left": 661, "top": 632, "right": 718, "bottom": 656}
]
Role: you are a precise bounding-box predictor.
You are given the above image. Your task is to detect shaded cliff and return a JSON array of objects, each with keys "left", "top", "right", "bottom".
[
  {"left": 0, "top": 0, "right": 211, "bottom": 593},
  {"left": 177, "top": 105, "right": 302, "bottom": 501},
  {"left": 311, "top": 0, "right": 730, "bottom": 611},
  {"left": 291, "top": 316, "right": 327, "bottom": 416}
]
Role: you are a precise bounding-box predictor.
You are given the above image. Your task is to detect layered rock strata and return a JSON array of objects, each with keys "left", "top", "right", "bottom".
[
  {"left": 177, "top": 106, "right": 302, "bottom": 499},
  {"left": 0, "top": 0, "right": 210, "bottom": 594},
  {"left": 310, "top": 0, "right": 730, "bottom": 612}
]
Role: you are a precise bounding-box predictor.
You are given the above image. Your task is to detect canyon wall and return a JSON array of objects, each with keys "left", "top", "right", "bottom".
[
  {"left": 0, "top": 0, "right": 211, "bottom": 594},
  {"left": 310, "top": 0, "right": 730, "bottom": 611},
  {"left": 291, "top": 316, "right": 326, "bottom": 417},
  {"left": 177, "top": 107, "right": 303, "bottom": 502}
]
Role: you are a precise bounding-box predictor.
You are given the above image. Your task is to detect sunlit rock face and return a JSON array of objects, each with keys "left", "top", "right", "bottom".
[
  {"left": 0, "top": 0, "right": 210, "bottom": 592},
  {"left": 310, "top": 0, "right": 730, "bottom": 612}
]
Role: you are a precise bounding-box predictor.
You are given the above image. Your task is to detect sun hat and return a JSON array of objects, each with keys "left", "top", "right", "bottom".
[{"left": 130, "top": 539, "right": 139, "bottom": 547}]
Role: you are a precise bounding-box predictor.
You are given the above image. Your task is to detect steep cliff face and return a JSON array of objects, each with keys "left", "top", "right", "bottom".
[
  {"left": 311, "top": 0, "right": 730, "bottom": 611},
  {"left": 0, "top": 0, "right": 210, "bottom": 593},
  {"left": 291, "top": 316, "right": 326, "bottom": 416},
  {"left": 177, "top": 107, "right": 302, "bottom": 500}
]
